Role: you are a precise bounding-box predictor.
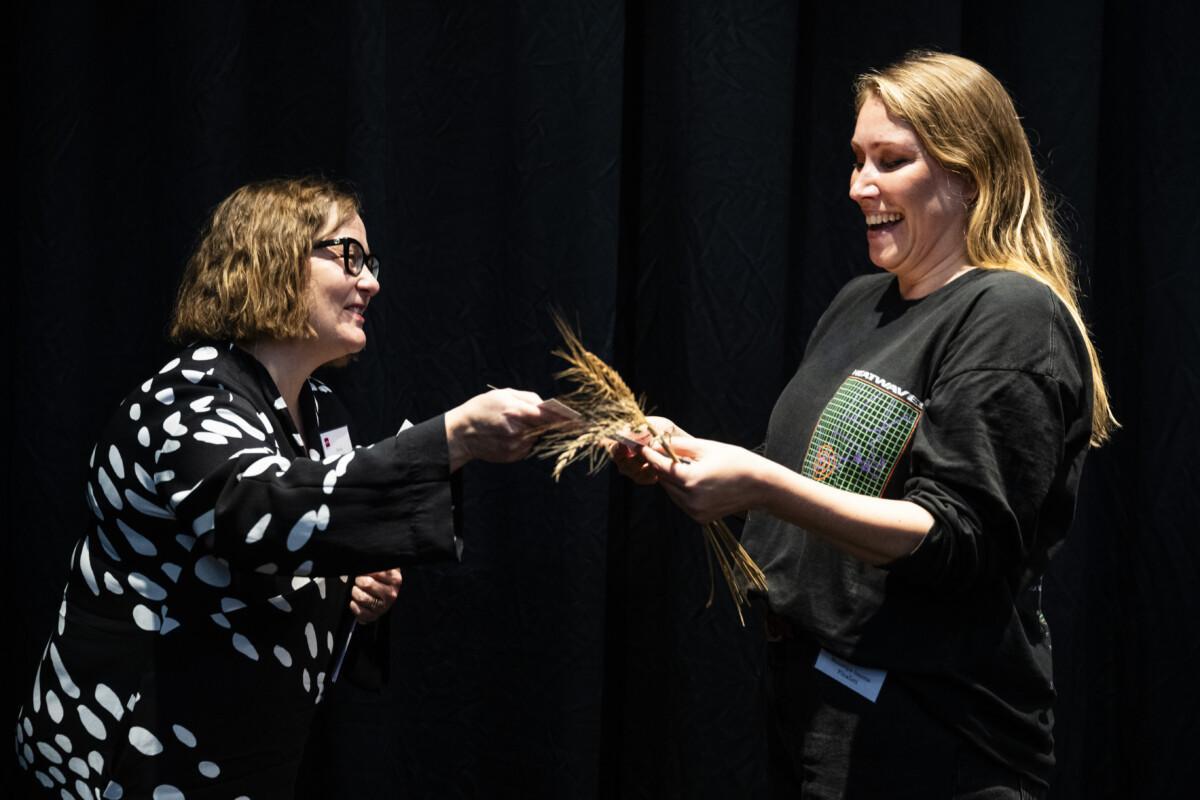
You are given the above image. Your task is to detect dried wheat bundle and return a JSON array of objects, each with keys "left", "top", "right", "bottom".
[{"left": 535, "top": 313, "right": 768, "bottom": 625}]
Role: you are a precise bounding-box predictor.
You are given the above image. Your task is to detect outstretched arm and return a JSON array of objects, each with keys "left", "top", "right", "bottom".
[
  {"left": 640, "top": 436, "right": 932, "bottom": 565},
  {"left": 444, "top": 388, "right": 556, "bottom": 472}
]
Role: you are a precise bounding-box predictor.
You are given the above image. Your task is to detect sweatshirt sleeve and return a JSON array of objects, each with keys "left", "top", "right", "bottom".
[
  {"left": 879, "top": 272, "right": 1093, "bottom": 594},
  {"left": 142, "top": 372, "right": 458, "bottom": 578},
  {"left": 882, "top": 366, "right": 1072, "bottom": 592}
]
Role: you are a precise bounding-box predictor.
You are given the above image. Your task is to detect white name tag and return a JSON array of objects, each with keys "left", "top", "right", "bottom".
[
  {"left": 814, "top": 648, "right": 887, "bottom": 703},
  {"left": 319, "top": 425, "right": 353, "bottom": 459}
]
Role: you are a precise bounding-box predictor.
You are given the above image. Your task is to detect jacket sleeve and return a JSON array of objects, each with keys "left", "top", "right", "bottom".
[{"left": 141, "top": 372, "right": 458, "bottom": 578}]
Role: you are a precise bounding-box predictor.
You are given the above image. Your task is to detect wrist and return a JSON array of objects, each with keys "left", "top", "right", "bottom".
[
  {"left": 444, "top": 406, "right": 472, "bottom": 471},
  {"left": 748, "top": 456, "right": 788, "bottom": 516}
]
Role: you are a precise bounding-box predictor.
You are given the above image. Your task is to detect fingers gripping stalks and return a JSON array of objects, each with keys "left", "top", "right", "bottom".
[
  {"left": 533, "top": 313, "right": 767, "bottom": 625},
  {"left": 654, "top": 430, "right": 768, "bottom": 625}
]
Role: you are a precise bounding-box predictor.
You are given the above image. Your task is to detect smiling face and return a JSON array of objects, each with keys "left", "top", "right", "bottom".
[
  {"left": 849, "top": 96, "right": 973, "bottom": 291},
  {"left": 305, "top": 207, "right": 380, "bottom": 365}
]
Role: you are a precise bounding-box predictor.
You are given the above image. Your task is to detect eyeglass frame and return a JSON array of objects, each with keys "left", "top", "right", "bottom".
[{"left": 312, "top": 237, "right": 381, "bottom": 279}]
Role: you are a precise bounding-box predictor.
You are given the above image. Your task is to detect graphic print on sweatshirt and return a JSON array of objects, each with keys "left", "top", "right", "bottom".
[{"left": 801, "top": 369, "right": 923, "bottom": 497}]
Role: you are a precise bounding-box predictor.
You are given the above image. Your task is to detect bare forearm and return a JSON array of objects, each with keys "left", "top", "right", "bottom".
[
  {"left": 640, "top": 436, "right": 933, "bottom": 565},
  {"left": 752, "top": 459, "right": 933, "bottom": 565}
]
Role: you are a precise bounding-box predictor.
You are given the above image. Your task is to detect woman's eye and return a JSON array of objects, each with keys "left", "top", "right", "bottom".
[
  {"left": 851, "top": 161, "right": 864, "bottom": 171},
  {"left": 882, "top": 158, "right": 909, "bottom": 170}
]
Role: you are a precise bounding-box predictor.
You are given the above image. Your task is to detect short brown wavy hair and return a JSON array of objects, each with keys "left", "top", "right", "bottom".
[{"left": 170, "top": 177, "right": 360, "bottom": 343}]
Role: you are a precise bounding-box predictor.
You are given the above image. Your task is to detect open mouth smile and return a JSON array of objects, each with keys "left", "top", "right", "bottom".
[{"left": 866, "top": 212, "right": 904, "bottom": 232}]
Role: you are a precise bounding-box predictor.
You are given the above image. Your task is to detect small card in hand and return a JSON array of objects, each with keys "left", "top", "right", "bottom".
[
  {"left": 538, "top": 398, "right": 648, "bottom": 451},
  {"left": 539, "top": 398, "right": 583, "bottom": 422},
  {"left": 609, "top": 429, "right": 651, "bottom": 451}
]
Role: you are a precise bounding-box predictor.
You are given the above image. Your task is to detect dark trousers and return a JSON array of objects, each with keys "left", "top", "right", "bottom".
[{"left": 766, "top": 638, "right": 1046, "bottom": 800}]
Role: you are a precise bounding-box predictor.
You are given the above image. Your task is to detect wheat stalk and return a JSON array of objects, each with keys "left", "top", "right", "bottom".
[{"left": 535, "top": 312, "right": 768, "bottom": 625}]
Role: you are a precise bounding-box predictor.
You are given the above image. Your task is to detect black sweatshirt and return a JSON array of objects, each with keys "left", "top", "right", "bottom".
[{"left": 743, "top": 268, "right": 1093, "bottom": 785}]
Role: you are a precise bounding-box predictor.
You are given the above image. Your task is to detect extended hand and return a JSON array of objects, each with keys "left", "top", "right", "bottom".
[
  {"left": 349, "top": 568, "right": 403, "bottom": 624},
  {"left": 445, "top": 388, "right": 553, "bottom": 470},
  {"left": 640, "top": 435, "right": 765, "bottom": 523}
]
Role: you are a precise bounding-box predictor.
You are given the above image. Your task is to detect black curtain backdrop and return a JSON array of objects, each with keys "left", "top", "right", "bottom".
[{"left": 10, "top": 1, "right": 1199, "bottom": 798}]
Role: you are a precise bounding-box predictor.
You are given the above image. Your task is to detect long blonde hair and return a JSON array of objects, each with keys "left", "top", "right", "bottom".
[
  {"left": 856, "top": 51, "right": 1115, "bottom": 445},
  {"left": 170, "top": 177, "right": 360, "bottom": 343}
]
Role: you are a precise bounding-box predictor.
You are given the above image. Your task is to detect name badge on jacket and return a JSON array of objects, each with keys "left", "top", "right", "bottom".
[{"left": 319, "top": 425, "right": 353, "bottom": 459}]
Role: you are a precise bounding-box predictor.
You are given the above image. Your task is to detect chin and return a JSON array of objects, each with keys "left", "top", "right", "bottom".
[
  {"left": 321, "top": 337, "right": 367, "bottom": 369},
  {"left": 323, "top": 354, "right": 356, "bottom": 369},
  {"left": 867, "top": 250, "right": 902, "bottom": 272}
]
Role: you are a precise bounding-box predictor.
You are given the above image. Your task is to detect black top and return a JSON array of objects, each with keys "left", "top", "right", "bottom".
[
  {"left": 743, "top": 268, "right": 1093, "bottom": 784},
  {"left": 16, "top": 342, "right": 459, "bottom": 798}
]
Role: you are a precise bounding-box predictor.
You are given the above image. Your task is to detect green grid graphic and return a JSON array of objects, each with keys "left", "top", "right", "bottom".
[{"left": 801, "top": 376, "right": 922, "bottom": 497}]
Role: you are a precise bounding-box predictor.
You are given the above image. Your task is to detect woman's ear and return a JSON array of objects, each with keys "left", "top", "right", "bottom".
[{"left": 962, "top": 174, "right": 978, "bottom": 205}]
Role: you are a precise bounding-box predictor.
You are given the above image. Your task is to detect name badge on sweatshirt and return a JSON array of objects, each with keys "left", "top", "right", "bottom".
[
  {"left": 319, "top": 426, "right": 353, "bottom": 459},
  {"left": 814, "top": 648, "right": 887, "bottom": 703}
]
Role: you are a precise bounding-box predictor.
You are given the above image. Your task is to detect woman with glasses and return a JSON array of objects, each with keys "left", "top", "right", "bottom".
[
  {"left": 619, "top": 52, "right": 1114, "bottom": 796},
  {"left": 16, "top": 177, "right": 555, "bottom": 797}
]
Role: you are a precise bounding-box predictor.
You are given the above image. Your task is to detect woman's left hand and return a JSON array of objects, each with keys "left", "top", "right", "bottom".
[
  {"left": 609, "top": 416, "right": 688, "bottom": 486},
  {"left": 639, "top": 436, "right": 766, "bottom": 524},
  {"left": 349, "top": 568, "right": 403, "bottom": 624}
]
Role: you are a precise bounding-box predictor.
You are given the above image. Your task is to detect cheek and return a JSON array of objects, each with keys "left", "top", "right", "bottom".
[
  {"left": 306, "top": 295, "right": 340, "bottom": 332},
  {"left": 927, "top": 170, "right": 971, "bottom": 215},
  {"left": 931, "top": 190, "right": 968, "bottom": 231}
]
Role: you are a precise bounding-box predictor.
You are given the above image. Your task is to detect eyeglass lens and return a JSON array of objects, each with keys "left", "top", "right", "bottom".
[{"left": 343, "top": 240, "right": 365, "bottom": 274}]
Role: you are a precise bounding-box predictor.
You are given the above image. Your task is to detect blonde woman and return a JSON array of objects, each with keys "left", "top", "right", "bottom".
[
  {"left": 623, "top": 52, "right": 1114, "bottom": 797},
  {"left": 16, "top": 178, "right": 554, "bottom": 797}
]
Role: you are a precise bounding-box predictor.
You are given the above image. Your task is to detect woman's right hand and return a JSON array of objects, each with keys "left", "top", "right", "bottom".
[
  {"left": 611, "top": 415, "right": 684, "bottom": 485},
  {"left": 444, "top": 388, "right": 554, "bottom": 471},
  {"left": 638, "top": 435, "right": 765, "bottom": 524}
]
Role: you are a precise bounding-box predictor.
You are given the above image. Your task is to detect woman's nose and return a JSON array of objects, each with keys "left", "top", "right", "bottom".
[
  {"left": 357, "top": 270, "right": 381, "bottom": 296},
  {"left": 849, "top": 168, "right": 879, "bottom": 202}
]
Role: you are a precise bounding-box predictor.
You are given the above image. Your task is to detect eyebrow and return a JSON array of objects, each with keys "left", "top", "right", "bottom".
[{"left": 850, "top": 138, "right": 917, "bottom": 150}]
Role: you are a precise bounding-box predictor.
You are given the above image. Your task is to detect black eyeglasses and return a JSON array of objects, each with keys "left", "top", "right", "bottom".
[{"left": 313, "top": 237, "right": 381, "bottom": 279}]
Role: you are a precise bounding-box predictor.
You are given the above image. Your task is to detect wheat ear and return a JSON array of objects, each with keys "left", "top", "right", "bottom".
[{"left": 536, "top": 312, "right": 767, "bottom": 625}]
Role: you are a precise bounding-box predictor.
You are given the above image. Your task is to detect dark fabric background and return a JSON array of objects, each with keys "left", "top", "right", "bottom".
[{"left": 10, "top": 1, "right": 1198, "bottom": 798}]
